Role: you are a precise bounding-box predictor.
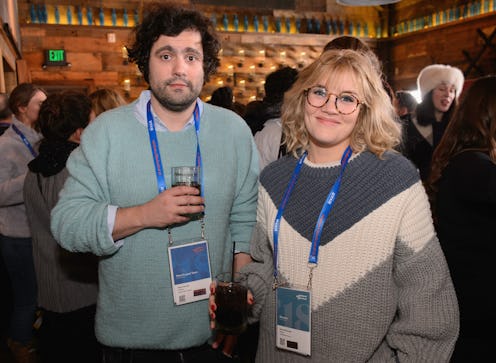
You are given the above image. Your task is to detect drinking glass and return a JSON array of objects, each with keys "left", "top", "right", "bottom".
[{"left": 214, "top": 272, "right": 249, "bottom": 335}]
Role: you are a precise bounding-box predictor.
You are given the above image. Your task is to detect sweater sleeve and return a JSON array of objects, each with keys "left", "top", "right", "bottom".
[
  {"left": 50, "top": 120, "right": 118, "bottom": 256},
  {"left": 387, "top": 182, "right": 459, "bottom": 362},
  {"left": 0, "top": 136, "right": 29, "bottom": 206},
  {"left": 240, "top": 186, "right": 274, "bottom": 324},
  {"left": 0, "top": 172, "right": 26, "bottom": 206}
]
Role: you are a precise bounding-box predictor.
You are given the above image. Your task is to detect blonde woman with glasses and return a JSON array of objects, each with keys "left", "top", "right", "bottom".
[{"left": 234, "top": 49, "right": 459, "bottom": 362}]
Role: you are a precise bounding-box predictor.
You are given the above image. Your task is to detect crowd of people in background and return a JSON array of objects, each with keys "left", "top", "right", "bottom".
[
  {"left": 0, "top": 85, "right": 126, "bottom": 363},
  {"left": 0, "top": 3, "right": 494, "bottom": 363}
]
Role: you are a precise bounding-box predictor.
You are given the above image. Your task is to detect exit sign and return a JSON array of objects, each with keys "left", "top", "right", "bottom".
[{"left": 43, "top": 49, "right": 68, "bottom": 67}]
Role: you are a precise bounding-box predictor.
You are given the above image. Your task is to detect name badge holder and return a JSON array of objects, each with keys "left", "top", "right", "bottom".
[
  {"left": 168, "top": 221, "right": 212, "bottom": 305},
  {"left": 276, "top": 285, "right": 311, "bottom": 356}
]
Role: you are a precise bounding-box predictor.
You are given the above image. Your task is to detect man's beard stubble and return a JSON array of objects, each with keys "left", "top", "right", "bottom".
[{"left": 151, "top": 78, "right": 202, "bottom": 112}]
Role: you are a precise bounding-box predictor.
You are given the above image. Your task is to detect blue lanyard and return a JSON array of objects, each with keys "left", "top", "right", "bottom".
[
  {"left": 146, "top": 100, "right": 203, "bottom": 195},
  {"left": 12, "top": 124, "right": 37, "bottom": 157},
  {"left": 272, "top": 146, "right": 352, "bottom": 286}
]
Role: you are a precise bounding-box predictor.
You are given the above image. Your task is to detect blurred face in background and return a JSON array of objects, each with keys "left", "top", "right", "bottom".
[
  {"left": 20, "top": 90, "right": 47, "bottom": 127},
  {"left": 432, "top": 82, "right": 456, "bottom": 114}
]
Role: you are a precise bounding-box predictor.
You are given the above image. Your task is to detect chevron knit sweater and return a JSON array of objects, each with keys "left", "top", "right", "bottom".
[{"left": 243, "top": 151, "right": 459, "bottom": 363}]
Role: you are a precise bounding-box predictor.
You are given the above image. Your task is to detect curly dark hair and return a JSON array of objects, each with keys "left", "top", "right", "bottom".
[
  {"left": 126, "top": 2, "right": 220, "bottom": 84},
  {"left": 38, "top": 91, "right": 92, "bottom": 141}
]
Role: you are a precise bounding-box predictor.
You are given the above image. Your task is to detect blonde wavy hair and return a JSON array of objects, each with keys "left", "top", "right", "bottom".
[
  {"left": 281, "top": 49, "right": 401, "bottom": 158},
  {"left": 89, "top": 88, "right": 127, "bottom": 116}
]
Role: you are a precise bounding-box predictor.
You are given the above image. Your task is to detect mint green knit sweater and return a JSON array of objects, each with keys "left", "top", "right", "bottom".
[{"left": 51, "top": 94, "right": 259, "bottom": 350}]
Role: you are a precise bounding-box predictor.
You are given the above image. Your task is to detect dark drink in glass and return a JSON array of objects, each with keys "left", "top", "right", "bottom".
[
  {"left": 215, "top": 272, "right": 248, "bottom": 335},
  {"left": 171, "top": 166, "right": 203, "bottom": 219},
  {"left": 171, "top": 181, "right": 201, "bottom": 192}
]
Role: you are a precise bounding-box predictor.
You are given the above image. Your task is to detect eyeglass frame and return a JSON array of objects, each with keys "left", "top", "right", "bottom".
[{"left": 304, "top": 86, "right": 362, "bottom": 115}]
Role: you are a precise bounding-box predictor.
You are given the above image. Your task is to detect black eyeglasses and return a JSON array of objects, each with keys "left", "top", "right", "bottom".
[{"left": 304, "top": 86, "right": 362, "bottom": 115}]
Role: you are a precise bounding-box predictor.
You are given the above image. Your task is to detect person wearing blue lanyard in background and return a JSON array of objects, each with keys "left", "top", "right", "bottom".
[
  {"left": 0, "top": 82, "right": 47, "bottom": 363},
  {"left": 233, "top": 49, "right": 459, "bottom": 362},
  {"left": 50, "top": 3, "right": 258, "bottom": 363}
]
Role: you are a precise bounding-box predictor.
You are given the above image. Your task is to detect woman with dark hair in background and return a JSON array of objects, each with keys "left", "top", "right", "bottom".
[
  {"left": 23, "top": 91, "right": 99, "bottom": 363},
  {"left": 426, "top": 75, "right": 496, "bottom": 363}
]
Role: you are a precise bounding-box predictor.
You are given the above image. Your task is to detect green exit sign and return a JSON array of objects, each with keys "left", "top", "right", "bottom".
[
  {"left": 43, "top": 49, "right": 68, "bottom": 67},
  {"left": 49, "top": 49, "right": 65, "bottom": 62}
]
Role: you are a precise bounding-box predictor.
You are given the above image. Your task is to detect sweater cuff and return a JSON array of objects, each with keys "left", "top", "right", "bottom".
[
  {"left": 241, "top": 263, "right": 272, "bottom": 324},
  {"left": 107, "top": 205, "right": 124, "bottom": 248}
]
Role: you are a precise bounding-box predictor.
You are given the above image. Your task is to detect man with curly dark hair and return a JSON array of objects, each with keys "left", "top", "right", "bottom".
[{"left": 51, "top": 3, "right": 258, "bottom": 362}]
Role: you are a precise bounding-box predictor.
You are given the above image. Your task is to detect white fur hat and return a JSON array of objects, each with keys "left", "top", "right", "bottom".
[{"left": 417, "top": 64, "right": 465, "bottom": 100}]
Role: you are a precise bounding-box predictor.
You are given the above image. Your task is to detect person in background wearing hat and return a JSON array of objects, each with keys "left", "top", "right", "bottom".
[
  {"left": 254, "top": 67, "right": 299, "bottom": 170},
  {"left": 402, "top": 64, "right": 464, "bottom": 181}
]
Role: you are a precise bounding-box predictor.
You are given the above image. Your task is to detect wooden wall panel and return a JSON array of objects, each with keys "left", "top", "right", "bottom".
[
  {"left": 13, "top": 1, "right": 496, "bottom": 101},
  {"left": 20, "top": 24, "right": 134, "bottom": 97},
  {"left": 0, "top": 19, "right": 17, "bottom": 91},
  {"left": 24, "top": 51, "right": 104, "bottom": 72},
  {"left": 384, "top": 12, "right": 496, "bottom": 91},
  {"left": 394, "top": 0, "right": 474, "bottom": 21},
  {"left": 30, "top": 70, "right": 119, "bottom": 86},
  {"left": 19, "top": 22, "right": 362, "bottom": 103}
]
